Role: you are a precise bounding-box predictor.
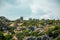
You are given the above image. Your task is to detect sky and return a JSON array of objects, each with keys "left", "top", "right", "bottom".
[{"left": 0, "top": 0, "right": 60, "bottom": 20}]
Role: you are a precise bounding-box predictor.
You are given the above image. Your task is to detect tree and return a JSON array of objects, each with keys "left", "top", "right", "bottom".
[
  {"left": 20, "top": 17, "right": 23, "bottom": 21},
  {"left": 0, "top": 16, "right": 10, "bottom": 23}
]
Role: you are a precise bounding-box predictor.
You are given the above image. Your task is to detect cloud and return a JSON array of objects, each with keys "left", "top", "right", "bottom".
[
  {"left": 30, "top": 0, "right": 60, "bottom": 19},
  {"left": 0, "top": 0, "right": 60, "bottom": 20}
]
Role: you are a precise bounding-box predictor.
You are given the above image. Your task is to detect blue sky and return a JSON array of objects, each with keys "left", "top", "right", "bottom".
[{"left": 0, "top": 0, "right": 60, "bottom": 20}]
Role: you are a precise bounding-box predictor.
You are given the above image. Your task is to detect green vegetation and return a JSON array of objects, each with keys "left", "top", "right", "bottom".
[{"left": 0, "top": 16, "right": 60, "bottom": 40}]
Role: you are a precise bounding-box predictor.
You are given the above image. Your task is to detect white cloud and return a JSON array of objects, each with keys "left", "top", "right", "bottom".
[
  {"left": 30, "top": 0, "right": 60, "bottom": 19},
  {"left": 0, "top": 0, "right": 60, "bottom": 20},
  {"left": 40, "top": 14, "right": 50, "bottom": 19}
]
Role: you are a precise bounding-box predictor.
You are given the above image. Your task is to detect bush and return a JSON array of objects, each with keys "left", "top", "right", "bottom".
[
  {"left": 4, "top": 34, "right": 13, "bottom": 40},
  {"left": 0, "top": 31, "right": 4, "bottom": 40},
  {"left": 55, "top": 37, "right": 60, "bottom": 40},
  {"left": 16, "top": 32, "right": 24, "bottom": 40}
]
